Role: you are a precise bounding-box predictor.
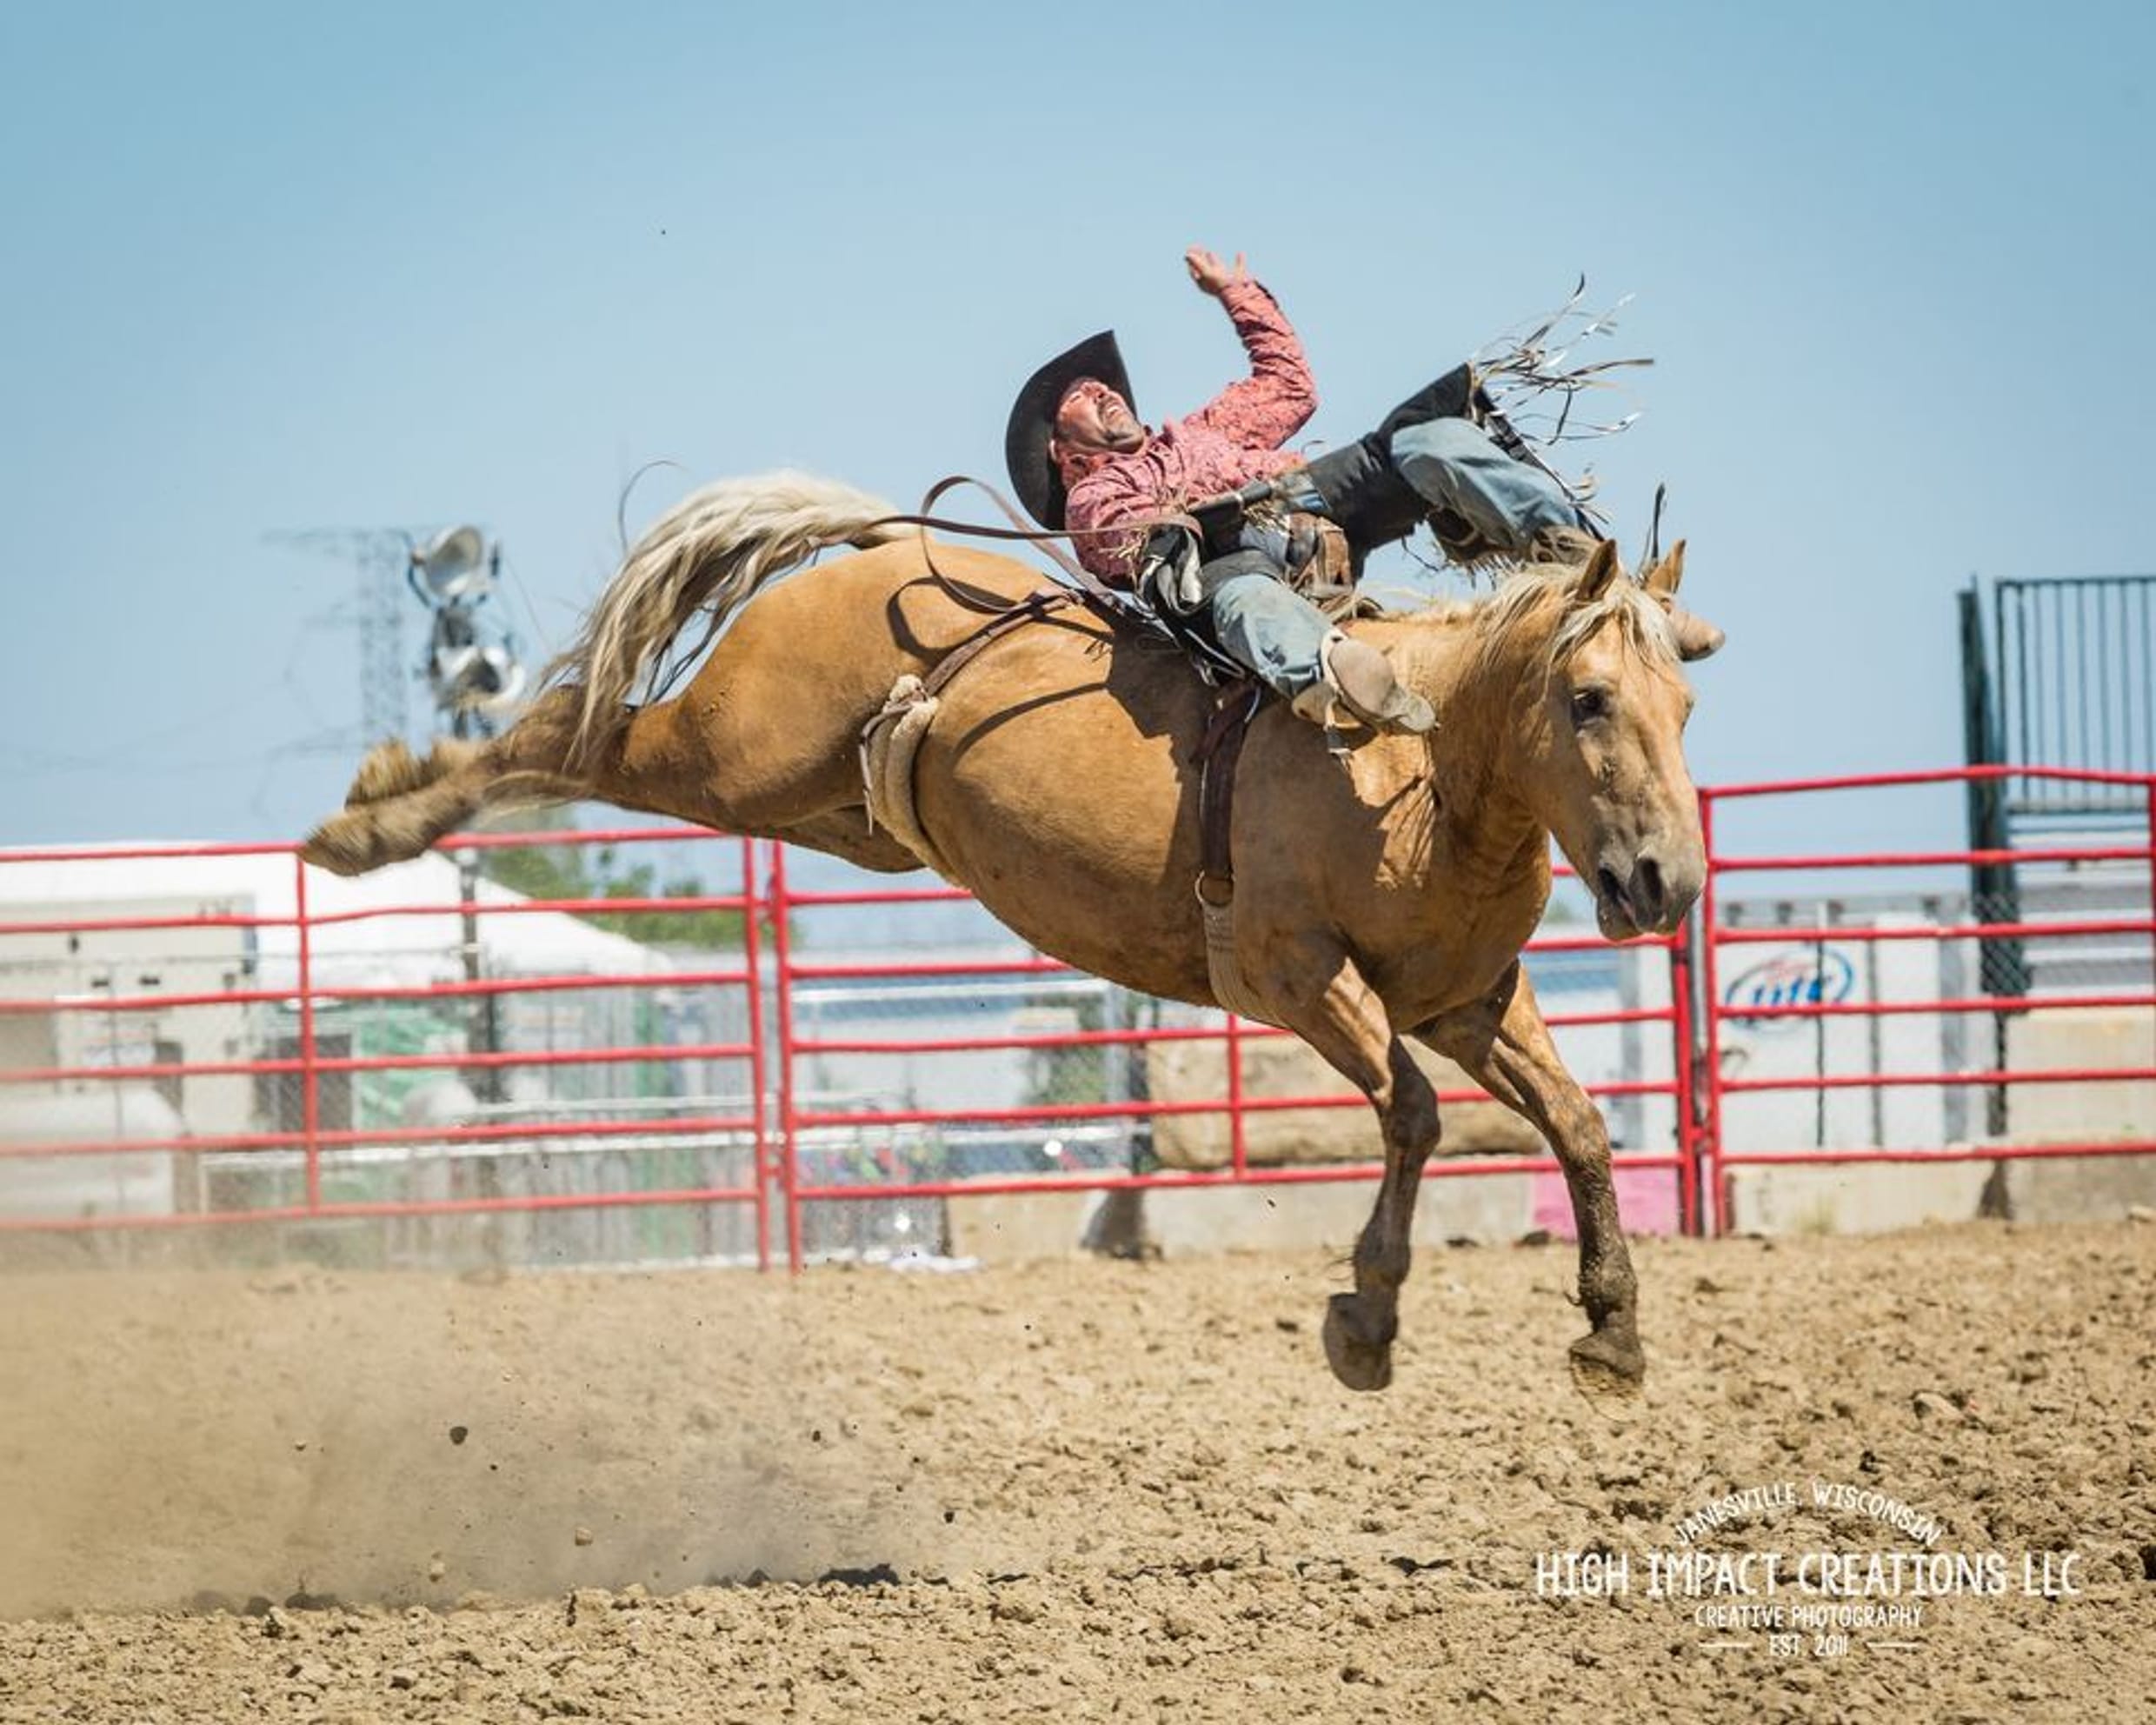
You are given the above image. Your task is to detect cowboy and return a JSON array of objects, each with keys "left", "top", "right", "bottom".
[{"left": 1005, "top": 246, "right": 1594, "bottom": 735}]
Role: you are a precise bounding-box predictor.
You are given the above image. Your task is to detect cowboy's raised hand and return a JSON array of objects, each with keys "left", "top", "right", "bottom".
[{"left": 1185, "top": 247, "right": 1248, "bottom": 297}]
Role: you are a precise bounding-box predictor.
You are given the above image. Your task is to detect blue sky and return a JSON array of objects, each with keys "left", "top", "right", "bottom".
[{"left": 2, "top": 1, "right": 2150, "bottom": 860}]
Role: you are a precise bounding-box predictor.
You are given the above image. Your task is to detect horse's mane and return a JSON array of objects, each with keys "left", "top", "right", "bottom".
[{"left": 1406, "top": 562, "right": 1680, "bottom": 682}]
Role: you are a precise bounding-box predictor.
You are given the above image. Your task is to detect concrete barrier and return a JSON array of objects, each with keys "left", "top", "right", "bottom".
[{"left": 1144, "top": 1036, "right": 1543, "bottom": 1168}]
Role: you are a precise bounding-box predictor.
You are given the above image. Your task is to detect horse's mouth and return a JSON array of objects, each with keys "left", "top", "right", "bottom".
[
  {"left": 1594, "top": 862, "right": 1699, "bottom": 942},
  {"left": 1594, "top": 866, "right": 1648, "bottom": 942},
  {"left": 1594, "top": 896, "right": 1643, "bottom": 942}
]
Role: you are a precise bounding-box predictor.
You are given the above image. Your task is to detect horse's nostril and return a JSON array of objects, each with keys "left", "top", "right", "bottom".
[
  {"left": 1595, "top": 866, "right": 1625, "bottom": 915},
  {"left": 1638, "top": 856, "right": 1665, "bottom": 918}
]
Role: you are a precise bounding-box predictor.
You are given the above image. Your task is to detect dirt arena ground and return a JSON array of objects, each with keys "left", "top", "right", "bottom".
[{"left": 3, "top": 1219, "right": 2153, "bottom": 1722}]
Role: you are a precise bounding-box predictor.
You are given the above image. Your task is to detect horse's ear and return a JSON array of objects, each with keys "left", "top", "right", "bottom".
[
  {"left": 1574, "top": 537, "right": 1621, "bottom": 603},
  {"left": 1643, "top": 539, "right": 1687, "bottom": 599},
  {"left": 1670, "top": 608, "right": 1726, "bottom": 662}
]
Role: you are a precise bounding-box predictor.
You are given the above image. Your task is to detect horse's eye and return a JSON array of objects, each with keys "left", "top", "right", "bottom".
[{"left": 1571, "top": 686, "right": 1612, "bottom": 725}]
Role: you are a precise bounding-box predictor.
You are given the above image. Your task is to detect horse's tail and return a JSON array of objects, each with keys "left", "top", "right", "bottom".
[
  {"left": 302, "top": 470, "right": 902, "bottom": 878},
  {"left": 543, "top": 470, "right": 906, "bottom": 769}
]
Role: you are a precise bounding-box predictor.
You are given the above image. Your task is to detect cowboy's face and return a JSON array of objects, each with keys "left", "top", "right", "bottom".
[{"left": 1053, "top": 379, "right": 1147, "bottom": 456}]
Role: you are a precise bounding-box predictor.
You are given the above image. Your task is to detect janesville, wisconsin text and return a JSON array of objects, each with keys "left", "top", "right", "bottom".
[{"left": 1670, "top": 1478, "right": 1941, "bottom": 1547}]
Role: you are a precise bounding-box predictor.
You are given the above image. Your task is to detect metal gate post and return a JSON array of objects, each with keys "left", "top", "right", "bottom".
[
  {"left": 767, "top": 843, "right": 805, "bottom": 1271},
  {"left": 1671, "top": 909, "right": 1700, "bottom": 1236},
  {"left": 738, "top": 836, "right": 770, "bottom": 1271},
  {"left": 1226, "top": 1012, "right": 1248, "bottom": 1178},
  {"left": 294, "top": 851, "right": 323, "bottom": 1213},
  {"left": 1697, "top": 790, "right": 1728, "bottom": 1235},
  {"left": 2146, "top": 777, "right": 2156, "bottom": 1076}
]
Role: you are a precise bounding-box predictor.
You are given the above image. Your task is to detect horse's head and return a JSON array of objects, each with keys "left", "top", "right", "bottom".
[{"left": 1511, "top": 540, "right": 1722, "bottom": 941}]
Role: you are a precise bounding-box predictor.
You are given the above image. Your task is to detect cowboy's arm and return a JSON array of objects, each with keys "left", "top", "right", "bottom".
[
  {"left": 1064, "top": 467, "right": 1151, "bottom": 584},
  {"left": 1187, "top": 269, "right": 1317, "bottom": 451}
]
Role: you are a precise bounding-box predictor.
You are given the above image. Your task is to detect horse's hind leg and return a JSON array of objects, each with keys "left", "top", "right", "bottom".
[
  {"left": 1420, "top": 963, "right": 1645, "bottom": 1397},
  {"left": 1270, "top": 936, "right": 1441, "bottom": 1392},
  {"left": 304, "top": 685, "right": 919, "bottom": 876},
  {"left": 303, "top": 736, "right": 496, "bottom": 875},
  {"left": 302, "top": 690, "right": 593, "bottom": 876}
]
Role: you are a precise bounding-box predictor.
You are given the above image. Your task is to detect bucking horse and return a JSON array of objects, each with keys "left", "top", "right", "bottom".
[{"left": 303, "top": 472, "right": 1725, "bottom": 1395}]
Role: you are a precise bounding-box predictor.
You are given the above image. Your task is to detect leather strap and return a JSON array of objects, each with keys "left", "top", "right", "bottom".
[
  {"left": 860, "top": 474, "right": 1207, "bottom": 620},
  {"left": 918, "top": 595, "right": 1261, "bottom": 912},
  {"left": 1191, "top": 682, "right": 1279, "bottom": 1024},
  {"left": 915, "top": 588, "right": 1078, "bottom": 703},
  {"left": 1194, "top": 682, "right": 1262, "bottom": 907},
  {"left": 856, "top": 589, "right": 1081, "bottom": 876}
]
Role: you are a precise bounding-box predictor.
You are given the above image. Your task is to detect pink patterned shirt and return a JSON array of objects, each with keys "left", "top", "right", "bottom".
[{"left": 1063, "top": 279, "right": 1316, "bottom": 583}]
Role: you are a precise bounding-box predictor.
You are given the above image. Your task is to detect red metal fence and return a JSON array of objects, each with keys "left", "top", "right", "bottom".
[
  {"left": 767, "top": 846, "right": 1694, "bottom": 1255},
  {"left": 0, "top": 832, "right": 769, "bottom": 1265},
  {"left": 1698, "top": 767, "right": 2156, "bottom": 1234},
  {"left": 1, "top": 768, "right": 2148, "bottom": 1262}
]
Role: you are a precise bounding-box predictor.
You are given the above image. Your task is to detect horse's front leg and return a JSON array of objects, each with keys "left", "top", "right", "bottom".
[
  {"left": 1265, "top": 937, "right": 1441, "bottom": 1393},
  {"left": 1419, "top": 963, "right": 1645, "bottom": 1396}
]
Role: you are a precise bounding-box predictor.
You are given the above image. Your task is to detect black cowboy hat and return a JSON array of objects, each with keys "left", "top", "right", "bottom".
[{"left": 1004, "top": 330, "right": 1135, "bottom": 530}]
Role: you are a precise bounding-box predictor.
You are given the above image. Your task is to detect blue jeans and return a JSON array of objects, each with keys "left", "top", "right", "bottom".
[
  {"left": 1275, "top": 416, "right": 1577, "bottom": 558},
  {"left": 1190, "top": 417, "right": 1576, "bottom": 698},
  {"left": 1385, "top": 418, "right": 1576, "bottom": 549},
  {"left": 1204, "top": 562, "right": 1334, "bottom": 702}
]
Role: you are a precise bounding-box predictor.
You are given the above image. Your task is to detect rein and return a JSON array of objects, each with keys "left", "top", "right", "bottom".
[{"left": 857, "top": 473, "right": 1204, "bottom": 623}]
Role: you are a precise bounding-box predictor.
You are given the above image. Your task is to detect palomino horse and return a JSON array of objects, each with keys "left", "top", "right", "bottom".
[{"left": 304, "top": 473, "right": 1724, "bottom": 1395}]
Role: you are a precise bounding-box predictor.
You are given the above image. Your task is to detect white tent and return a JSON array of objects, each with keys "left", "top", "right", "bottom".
[{"left": 0, "top": 845, "right": 675, "bottom": 991}]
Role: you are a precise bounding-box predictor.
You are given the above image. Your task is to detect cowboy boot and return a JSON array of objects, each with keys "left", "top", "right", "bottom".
[{"left": 1291, "top": 632, "right": 1436, "bottom": 736}]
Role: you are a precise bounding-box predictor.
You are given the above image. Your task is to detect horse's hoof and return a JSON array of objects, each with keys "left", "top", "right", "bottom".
[
  {"left": 1567, "top": 1329, "right": 1646, "bottom": 1400},
  {"left": 1322, "top": 1294, "right": 1394, "bottom": 1393}
]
